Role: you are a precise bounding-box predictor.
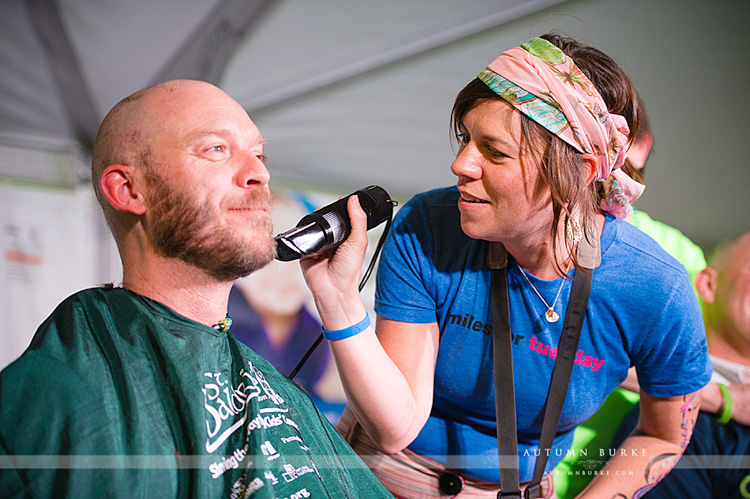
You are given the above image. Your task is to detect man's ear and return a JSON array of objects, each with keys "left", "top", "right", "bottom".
[
  {"left": 695, "top": 267, "right": 718, "bottom": 304},
  {"left": 580, "top": 153, "right": 598, "bottom": 186},
  {"left": 628, "top": 132, "right": 654, "bottom": 170},
  {"left": 99, "top": 164, "right": 147, "bottom": 215}
]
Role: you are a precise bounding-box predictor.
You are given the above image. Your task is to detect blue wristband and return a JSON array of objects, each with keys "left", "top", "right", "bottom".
[{"left": 322, "top": 313, "right": 370, "bottom": 341}]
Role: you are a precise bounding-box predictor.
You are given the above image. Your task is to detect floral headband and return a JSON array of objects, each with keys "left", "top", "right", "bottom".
[{"left": 478, "top": 37, "right": 644, "bottom": 218}]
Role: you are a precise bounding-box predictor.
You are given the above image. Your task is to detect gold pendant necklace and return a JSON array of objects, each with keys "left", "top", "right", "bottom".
[{"left": 517, "top": 265, "right": 565, "bottom": 323}]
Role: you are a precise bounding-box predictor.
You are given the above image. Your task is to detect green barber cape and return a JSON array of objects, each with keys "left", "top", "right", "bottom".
[{"left": 0, "top": 287, "right": 391, "bottom": 499}]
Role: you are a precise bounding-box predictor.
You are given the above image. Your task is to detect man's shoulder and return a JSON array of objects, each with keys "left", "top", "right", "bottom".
[
  {"left": 0, "top": 287, "right": 134, "bottom": 408},
  {"left": 35, "top": 286, "right": 124, "bottom": 330},
  {"left": 7, "top": 287, "right": 113, "bottom": 358},
  {"left": 1, "top": 288, "right": 101, "bottom": 385},
  {"left": 0, "top": 292, "right": 103, "bottom": 468}
]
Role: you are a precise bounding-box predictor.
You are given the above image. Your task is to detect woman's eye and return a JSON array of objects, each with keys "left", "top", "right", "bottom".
[
  {"left": 257, "top": 154, "right": 268, "bottom": 163},
  {"left": 457, "top": 132, "right": 469, "bottom": 144},
  {"left": 487, "top": 147, "right": 507, "bottom": 160}
]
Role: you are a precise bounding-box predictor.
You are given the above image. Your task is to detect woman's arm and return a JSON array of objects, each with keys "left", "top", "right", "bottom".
[
  {"left": 301, "top": 196, "right": 439, "bottom": 452},
  {"left": 577, "top": 389, "right": 702, "bottom": 498},
  {"left": 333, "top": 317, "right": 440, "bottom": 453}
]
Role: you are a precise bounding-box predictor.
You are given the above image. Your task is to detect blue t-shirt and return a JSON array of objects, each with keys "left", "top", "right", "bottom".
[{"left": 374, "top": 186, "right": 711, "bottom": 484}]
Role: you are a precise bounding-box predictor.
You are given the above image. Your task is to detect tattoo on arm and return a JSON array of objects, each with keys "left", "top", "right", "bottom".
[
  {"left": 680, "top": 391, "right": 700, "bottom": 449},
  {"left": 632, "top": 453, "right": 679, "bottom": 498},
  {"left": 631, "top": 392, "right": 701, "bottom": 498}
]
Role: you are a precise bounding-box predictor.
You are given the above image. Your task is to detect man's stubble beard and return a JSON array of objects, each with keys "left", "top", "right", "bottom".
[{"left": 144, "top": 171, "right": 276, "bottom": 281}]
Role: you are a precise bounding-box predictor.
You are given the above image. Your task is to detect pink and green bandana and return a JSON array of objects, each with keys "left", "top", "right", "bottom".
[{"left": 478, "top": 37, "right": 644, "bottom": 218}]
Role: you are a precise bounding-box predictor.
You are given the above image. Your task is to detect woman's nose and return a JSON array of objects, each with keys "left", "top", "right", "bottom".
[{"left": 451, "top": 145, "right": 482, "bottom": 179}]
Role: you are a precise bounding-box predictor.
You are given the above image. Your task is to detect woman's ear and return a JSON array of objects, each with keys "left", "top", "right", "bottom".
[
  {"left": 580, "top": 153, "right": 599, "bottom": 186},
  {"left": 99, "top": 164, "right": 147, "bottom": 215},
  {"left": 694, "top": 267, "right": 718, "bottom": 304}
]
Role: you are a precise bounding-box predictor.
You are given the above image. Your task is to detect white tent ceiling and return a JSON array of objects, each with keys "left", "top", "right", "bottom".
[{"left": 1, "top": 0, "right": 748, "bottom": 250}]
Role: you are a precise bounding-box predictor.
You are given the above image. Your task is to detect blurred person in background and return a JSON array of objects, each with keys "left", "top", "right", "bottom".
[
  {"left": 230, "top": 192, "right": 346, "bottom": 422},
  {"left": 613, "top": 231, "right": 750, "bottom": 498}
]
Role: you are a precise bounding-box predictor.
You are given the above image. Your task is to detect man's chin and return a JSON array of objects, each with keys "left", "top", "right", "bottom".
[
  {"left": 180, "top": 234, "right": 278, "bottom": 283},
  {"left": 253, "top": 242, "right": 278, "bottom": 273},
  {"left": 248, "top": 231, "right": 277, "bottom": 264},
  {"left": 227, "top": 235, "right": 277, "bottom": 280}
]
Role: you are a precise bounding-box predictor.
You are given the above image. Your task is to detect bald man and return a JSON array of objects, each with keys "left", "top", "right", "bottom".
[
  {"left": 697, "top": 232, "right": 750, "bottom": 425},
  {"left": 614, "top": 232, "right": 750, "bottom": 498},
  {"left": 0, "top": 80, "right": 389, "bottom": 498}
]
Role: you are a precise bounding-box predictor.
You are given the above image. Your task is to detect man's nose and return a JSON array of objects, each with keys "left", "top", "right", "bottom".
[{"left": 238, "top": 154, "right": 270, "bottom": 188}]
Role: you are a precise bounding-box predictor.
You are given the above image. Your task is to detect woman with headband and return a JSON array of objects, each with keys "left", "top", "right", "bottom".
[{"left": 301, "top": 34, "right": 711, "bottom": 498}]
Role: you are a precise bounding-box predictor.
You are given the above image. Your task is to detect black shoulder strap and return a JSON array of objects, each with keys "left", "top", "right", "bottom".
[
  {"left": 491, "top": 261, "right": 593, "bottom": 498},
  {"left": 491, "top": 268, "right": 521, "bottom": 497},
  {"left": 525, "top": 267, "right": 592, "bottom": 498}
]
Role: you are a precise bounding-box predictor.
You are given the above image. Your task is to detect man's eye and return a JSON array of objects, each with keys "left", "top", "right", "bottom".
[
  {"left": 258, "top": 154, "right": 268, "bottom": 164},
  {"left": 457, "top": 132, "right": 469, "bottom": 144},
  {"left": 207, "top": 145, "right": 226, "bottom": 153}
]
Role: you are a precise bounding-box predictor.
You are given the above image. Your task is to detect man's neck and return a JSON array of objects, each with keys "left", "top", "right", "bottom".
[
  {"left": 122, "top": 255, "right": 233, "bottom": 328},
  {"left": 708, "top": 327, "right": 750, "bottom": 366}
]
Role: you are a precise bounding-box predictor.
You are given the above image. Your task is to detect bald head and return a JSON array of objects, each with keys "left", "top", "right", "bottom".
[
  {"left": 91, "top": 80, "right": 252, "bottom": 232},
  {"left": 696, "top": 232, "right": 750, "bottom": 358},
  {"left": 93, "top": 80, "right": 216, "bottom": 193},
  {"left": 707, "top": 232, "right": 750, "bottom": 274}
]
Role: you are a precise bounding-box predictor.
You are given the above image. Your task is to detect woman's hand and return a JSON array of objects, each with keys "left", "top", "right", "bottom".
[
  {"left": 298, "top": 195, "right": 438, "bottom": 452},
  {"left": 300, "top": 195, "right": 369, "bottom": 329}
]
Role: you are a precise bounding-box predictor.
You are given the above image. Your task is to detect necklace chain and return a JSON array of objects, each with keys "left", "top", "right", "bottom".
[
  {"left": 213, "top": 314, "right": 232, "bottom": 332},
  {"left": 517, "top": 265, "right": 565, "bottom": 323}
]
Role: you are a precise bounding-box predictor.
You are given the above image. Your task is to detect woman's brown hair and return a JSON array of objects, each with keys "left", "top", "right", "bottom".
[{"left": 451, "top": 33, "right": 643, "bottom": 275}]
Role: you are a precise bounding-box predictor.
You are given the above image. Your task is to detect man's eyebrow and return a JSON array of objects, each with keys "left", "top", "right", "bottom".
[
  {"left": 195, "top": 129, "right": 230, "bottom": 138},
  {"left": 191, "top": 130, "right": 267, "bottom": 146}
]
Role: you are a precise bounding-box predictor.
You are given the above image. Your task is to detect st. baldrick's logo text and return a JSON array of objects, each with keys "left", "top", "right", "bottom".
[{"left": 202, "top": 362, "right": 284, "bottom": 453}]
